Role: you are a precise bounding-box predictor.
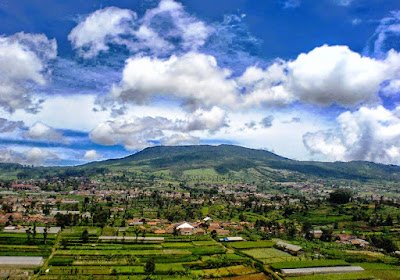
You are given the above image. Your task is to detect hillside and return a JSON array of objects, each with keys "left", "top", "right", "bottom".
[
  {"left": 83, "top": 144, "right": 400, "bottom": 182},
  {"left": 2, "top": 144, "right": 400, "bottom": 182}
]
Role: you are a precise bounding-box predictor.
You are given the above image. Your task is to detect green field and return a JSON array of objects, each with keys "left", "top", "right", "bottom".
[{"left": 229, "top": 241, "right": 276, "bottom": 249}]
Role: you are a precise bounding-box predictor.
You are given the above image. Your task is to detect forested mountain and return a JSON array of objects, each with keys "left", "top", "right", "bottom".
[{"left": 2, "top": 144, "right": 400, "bottom": 182}]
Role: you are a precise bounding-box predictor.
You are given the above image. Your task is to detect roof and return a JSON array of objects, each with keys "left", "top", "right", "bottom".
[
  {"left": 224, "top": 237, "right": 244, "bottom": 241},
  {"left": 281, "top": 266, "right": 364, "bottom": 276},
  {"left": 99, "top": 236, "right": 164, "bottom": 242},
  {"left": 0, "top": 256, "right": 44, "bottom": 267},
  {"left": 176, "top": 222, "right": 194, "bottom": 229},
  {"left": 204, "top": 217, "right": 213, "bottom": 221},
  {"left": 276, "top": 241, "right": 303, "bottom": 252}
]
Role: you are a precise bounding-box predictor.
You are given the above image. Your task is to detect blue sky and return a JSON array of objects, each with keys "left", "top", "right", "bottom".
[{"left": 1, "top": 0, "right": 400, "bottom": 166}]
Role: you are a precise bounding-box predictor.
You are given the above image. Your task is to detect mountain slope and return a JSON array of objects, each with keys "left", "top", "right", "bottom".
[
  {"left": 84, "top": 144, "right": 400, "bottom": 181},
  {"left": 1, "top": 144, "right": 400, "bottom": 182}
]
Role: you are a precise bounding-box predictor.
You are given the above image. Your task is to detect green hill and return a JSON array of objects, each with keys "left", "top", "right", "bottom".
[
  {"left": 2, "top": 144, "right": 400, "bottom": 182},
  {"left": 84, "top": 144, "right": 400, "bottom": 182}
]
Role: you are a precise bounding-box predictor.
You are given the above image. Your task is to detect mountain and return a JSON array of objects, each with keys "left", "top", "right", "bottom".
[
  {"left": 83, "top": 144, "right": 400, "bottom": 182},
  {"left": 2, "top": 144, "right": 400, "bottom": 182}
]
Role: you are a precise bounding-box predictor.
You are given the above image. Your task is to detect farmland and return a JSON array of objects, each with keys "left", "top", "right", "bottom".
[{"left": 2, "top": 146, "right": 400, "bottom": 279}]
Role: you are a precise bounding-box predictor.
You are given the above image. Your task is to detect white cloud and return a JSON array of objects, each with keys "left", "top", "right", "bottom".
[
  {"left": 68, "top": 7, "right": 137, "bottom": 58},
  {"left": 0, "top": 147, "right": 59, "bottom": 166},
  {"left": 241, "top": 45, "right": 400, "bottom": 108},
  {"left": 366, "top": 11, "right": 400, "bottom": 58},
  {"left": 104, "top": 45, "right": 400, "bottom": 112},
  {"left": 160, "top": 133, "right": 199, "bottom": 146},
  {"left": 286, "top": 45, "right": 393, "bottom": 106},
  {"left": 89, "top": 116, "right": 174, "bottom": 150},
  {"left": 89, "top": 107, "right": 227, "bottom": 150},
  {"left": 103, "top": 52, "right": 294, "bottom": 111},
  {"left": 68, "top": 0, "right": 212, "bottom": 58},
  {"left": 0, "top": 118, "right": 24, "bottom": 133},
  {"left": 336, "top": 0, "right": 353, "bottom": 6},
  {"left": 141, "top": 0, "right": 211, "bottom": 51},
  {"left": 83, "top": 150, "right": 102, "bottom": 160},
  {"left": 23, "top": 147, "right": 59, "bottom": 166},
  {"left": 283, "top": 0, "right": 301, "bottom": 9},
  {"left": 238, "top": 61, "right": 294, "bottom": 107},
  {"left": 23, "top": 122, "right": 66, "bottom": 142},
  {"left": 106, "top": 52, "right": 238, "bottom": 110},
  {"left": 352, "top": 18, "right": 362, "bottom": 25},
  {"left": 0, "top": 32, "right": 57, "bottom": 113},
  {"left": 303, "top": 106, "right": 400, "bottom": 164},
  {"left": 183, "top": 107, "right": 227, "bottom": 132}
]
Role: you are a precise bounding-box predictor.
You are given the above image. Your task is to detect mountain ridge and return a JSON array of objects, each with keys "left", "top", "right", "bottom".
[{"left": 1, "top": 144, "right": 400, "bottom": 182}]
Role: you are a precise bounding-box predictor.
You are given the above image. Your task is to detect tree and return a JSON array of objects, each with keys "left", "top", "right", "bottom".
[
  {"left": 32, "top": 223, "right": 37, "bottom": 240},
  {"left": 302, "top": 222, "right": 313, "bottom": 241},
  {"left": 320, "top": 228, "right": 333, "bottom": 242},
  {"left": 81, "top": 229, "right": 89, "bottom": 243},
  {"left": 133, "top": 226, "right": 141, "bottom": 242},
  {"left": 211, "top": 230, "right": 217, "bottom": 240},
  {"left": 26, "top": 228, "right": 32, "bottom": 243},
  {"left": 145, "top": 258, "right": 155, "bottom": 274},
  {"left": 43, "top": 226, "right": 48, "bottom": 245},
  {"left": 328, "top": 189, "right": 352, "bottom": 204}
]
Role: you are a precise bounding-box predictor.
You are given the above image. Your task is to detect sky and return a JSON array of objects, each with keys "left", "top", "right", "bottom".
[{"left": 1, "top": 0, "right": 400, "bottom": 166}]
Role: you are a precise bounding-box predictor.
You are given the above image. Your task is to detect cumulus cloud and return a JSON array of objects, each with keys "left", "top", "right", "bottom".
[
  {"left": 105, "top": 52, "right": 238, "bottom": 110},
  {"left": 238, "top": 45, "right": 400, "bottom": 108},
  {"left": 24, "top": 148, "right": 59, "bottom": 165},
  {"left": 0, "top": 32, "right": 57, "bottom": 113},
  {"left": 238, "top": 61, "right": 294, "bottom": 107},
  {"left": 68, "top": 0, "right": 212, "bottom": 58},
  {"left": 183, "top": 107, "right": 227, "bottom": 132},
  {"left": 68, "top": 7, "right": 137, "bottom": 58},
  {"left": 141, "top": 0, "right": 211, "bottom": 51},
  {"left": 23, "top": 122, "right": 66, "bottom": 142},
  {"left": 303, "top": 106, "right": 400, "bottom": 164},
  {"left": 286, "top": 45, "right": 398, "bottom": 106},
  {"left": 89, "top": 107, "right": 227, "bottom": 150},
  {"left": 83, "top": 150, "right": 102, "bottom": 160},
  {"left": 160, "top": 133, "right": 199, "bottom": 146},
  {"left": 103, "top": 44, "right": 400, "bottom": 112},
  {"left": 0, "top": 147, "right": 59, "bottom": 166},
  {"left": 102, "top": 52, "right": 294, "bottom": 112}
]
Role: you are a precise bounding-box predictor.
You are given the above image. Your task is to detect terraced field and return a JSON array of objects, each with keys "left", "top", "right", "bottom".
[{"left": 35, "top": 227, "right": 268, "bottom": 279}]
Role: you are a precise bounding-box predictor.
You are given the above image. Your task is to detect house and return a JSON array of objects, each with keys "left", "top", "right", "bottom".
[
  {"left": 276, "top": 241, "right": 303, "bottom": 255},
  {"left": 176, "top": 222, "right": 194, "bottom": 230},
  {"left": 176, "top": 222, "right": 194, "bottom": 235},
  {"left": 310, "top": 229, "right": 323, "bottom": 239},
  {"left": 204, "top": 217, "right": 213, "bottom": 222}
]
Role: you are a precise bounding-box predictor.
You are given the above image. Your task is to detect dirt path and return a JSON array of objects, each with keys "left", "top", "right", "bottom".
[{"left": 32, "top": 231, "right": 62, "bottom": 280}]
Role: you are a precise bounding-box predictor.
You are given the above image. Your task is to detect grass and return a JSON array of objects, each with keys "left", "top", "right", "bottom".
[
  {"left": 192, "top": 240, "right": 217, "bottom": 246},
  {"left": 229, "top": 240, "right": 275, "bottom": 249},
  {"left": 242, "top": 248, "right": 296, "bottom": 264},
  {"left": 162, "top": 242, "right": 193, "bottom": 248}
]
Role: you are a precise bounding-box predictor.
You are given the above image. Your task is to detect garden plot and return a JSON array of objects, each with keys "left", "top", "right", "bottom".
[
  {"left": 242, "top": 248, "right": 297, "bottom": 264},
  {"left": 229, "top": 240, "right": 275, "bottom": 249}
]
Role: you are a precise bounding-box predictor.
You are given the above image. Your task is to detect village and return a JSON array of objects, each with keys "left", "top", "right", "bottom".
[{"left": 1, "top": 176, "right": 400, "bottom": 279}]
